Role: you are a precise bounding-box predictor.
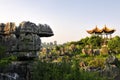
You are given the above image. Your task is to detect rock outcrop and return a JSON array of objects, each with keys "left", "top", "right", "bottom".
[
  {"left": 102, "top": 55, "right": 120, "bottom": 80},
  {"left": 0, "top": 21, "right": 54, "bottom": 80},
  {"left": 0, "top": 21, "right": 54, "bottom": 58}
]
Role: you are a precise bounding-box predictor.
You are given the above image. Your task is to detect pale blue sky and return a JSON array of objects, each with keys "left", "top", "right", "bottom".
[{"left": 0, "top": 0, "right": 120, "bottom": 44}]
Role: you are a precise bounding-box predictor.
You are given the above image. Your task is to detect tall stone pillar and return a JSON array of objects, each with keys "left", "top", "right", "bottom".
[{"left": 0, "top": 21, "right": 54, "bottom": 80}]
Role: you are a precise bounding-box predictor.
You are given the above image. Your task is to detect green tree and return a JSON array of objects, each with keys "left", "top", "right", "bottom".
[
  {"left": 108, "top": 36, "right": 120, "bottom": 53},
  {"left": 75, "top": 37, "right": 89, "bottom": 48},
  {"left": 88, "top": 36, "right": 102, "bottom": 48}
]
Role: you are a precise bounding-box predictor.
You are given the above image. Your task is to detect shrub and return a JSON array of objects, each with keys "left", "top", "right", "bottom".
[
  {"left": 88, "top": 58, "right": 105, "bottom": 68},
  {"left": 32, "top": 60, "right": 108, "bottom": 80}
]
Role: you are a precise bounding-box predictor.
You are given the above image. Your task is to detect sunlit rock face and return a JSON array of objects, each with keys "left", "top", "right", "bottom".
[
  {"left": 0, "top": 22, "right": 15, "bottom": 35},
  {"left": 0, "top": 21, "right": 54, "bottom": 58}
]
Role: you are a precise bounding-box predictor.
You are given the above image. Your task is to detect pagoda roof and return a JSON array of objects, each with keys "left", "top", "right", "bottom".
[
  {"left": 87, "top": 25, "right": 115, "bottom": 34},
  {"left": 102, "top": 25, "right": 115, "bottom": 33},
  {"left": 87, "top": 26, "right": 102, "bottom": 34}
]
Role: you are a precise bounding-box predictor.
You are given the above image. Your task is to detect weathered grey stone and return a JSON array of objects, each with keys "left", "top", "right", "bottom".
[
  {"left": 38, "top": 24, "right": 54, "bottom": 37},
  {"left": 0, "top": 21, "right": 54, "bottom": 57},
  {"left": 19, "top": 21, "right": 38, "bottom": 34},
  {"left": 93, "top": 49, "right": 100, "bottom": 55},
  {"left": 103, "top": 65, "right": 120, "bottom": 79},
  {"left": 0, "top": 61, "right": 34, "bottom": 80},
  {"left": 0, "top": 23, "right": 6, "bottom": 34},
  {"left": 0, "top": 21, "right": 54, "bottom": 80},
  {"left": 102, "top": 55, "right": 120, "bottom": 79},
  {"left": 16, "top": 33, "right": 41, "bottom": 52},
  {"left": 106, "top": 55, "right": 119, "bottom": 65}
]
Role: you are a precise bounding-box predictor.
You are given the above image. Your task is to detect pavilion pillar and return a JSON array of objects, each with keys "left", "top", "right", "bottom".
[
  {"left": 110, "top": 34, "right": 112, "bottom": 39},
  {"left": 103, "top": 34, "right": 106, "bottom": 39},
  {"left": 106, "top": 34, "right": 108, "bottom": 39}
]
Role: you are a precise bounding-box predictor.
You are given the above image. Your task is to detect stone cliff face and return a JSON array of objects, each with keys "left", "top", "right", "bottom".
[
  {"left": 0, "top": 21, "right": 54, "bottom": 57},
  {"left": 0, "top": 21, "right": 54, "bottom": 80}
]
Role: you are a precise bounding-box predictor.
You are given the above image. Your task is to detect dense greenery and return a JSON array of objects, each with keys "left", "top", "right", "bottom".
[
  {"left": 87, "top": 36, "right": 102, "bottom": 48},
  {"left": 32, "top": 61, "right": 108, "bottom": 80},
  {"left": 72, "top": 35, "right": 103, "bottom": 49},
  {"left": 108, "top": 36, "right": 120, "bottom": 53}
]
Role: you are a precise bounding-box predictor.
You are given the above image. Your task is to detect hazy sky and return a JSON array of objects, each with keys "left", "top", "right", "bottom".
[{"left": 0, "top": 0, "right": 120, "bottom": 44}]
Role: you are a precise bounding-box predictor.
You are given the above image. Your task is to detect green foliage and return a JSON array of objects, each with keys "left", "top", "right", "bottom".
[
  {"left": 7, "top": 55, "right": 17, "bottom": 61},
  {"left": 32, "top": 60, "right": 108, "bottom": 80},
  {"left": 108, "top": 36, "right": 120, "bottom": 53},
  {"left": 55, "top": 46, "right": 60, "bottom": 51},
  {"left": 116, "top": 54, "right": 120, "bottom": 59},
  {"left": 0, "top": 46, "right": 17, "bottom": 67},
  {"left": 88, "top": 36, "right": 102, "bottom": 48},
  {"left": 0, "top": 55, "right": 17, "bottom": 67},
  {"left": 79, "top": 37, "right": 89, "bottom": 47},
  {"left": 32, "top": 61, "right": 71, "bottom": 80},
  {"left": 88, "top": 58, "right": 105, "bottom": 68},
  {"left": 0, "top": 59, "right": 10, "bottom": 67}
]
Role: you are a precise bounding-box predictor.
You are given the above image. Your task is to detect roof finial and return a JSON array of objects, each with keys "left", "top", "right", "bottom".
[
  {"left": 104, "top": 24, "right": 107, "bottom": 28},
  {"left": 95, "top": 25, "right": 98, "bottom": 28}
]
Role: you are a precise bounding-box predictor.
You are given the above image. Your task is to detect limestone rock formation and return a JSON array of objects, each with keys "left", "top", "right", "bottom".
[
  {"left": 0, "top": 21, "right": 54, "bottom": 80},
  {"left": 0, "top": 22, "right": 15, "bottom": 35},
  {"left": 38, "top": 24, "right": 54, "bottom": 37},
  {"left": 102, "top": 55, "right": 120, "bottom": 79},
  {"left": 0, "top": 21, "right": 54, "bottom": 58}
]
